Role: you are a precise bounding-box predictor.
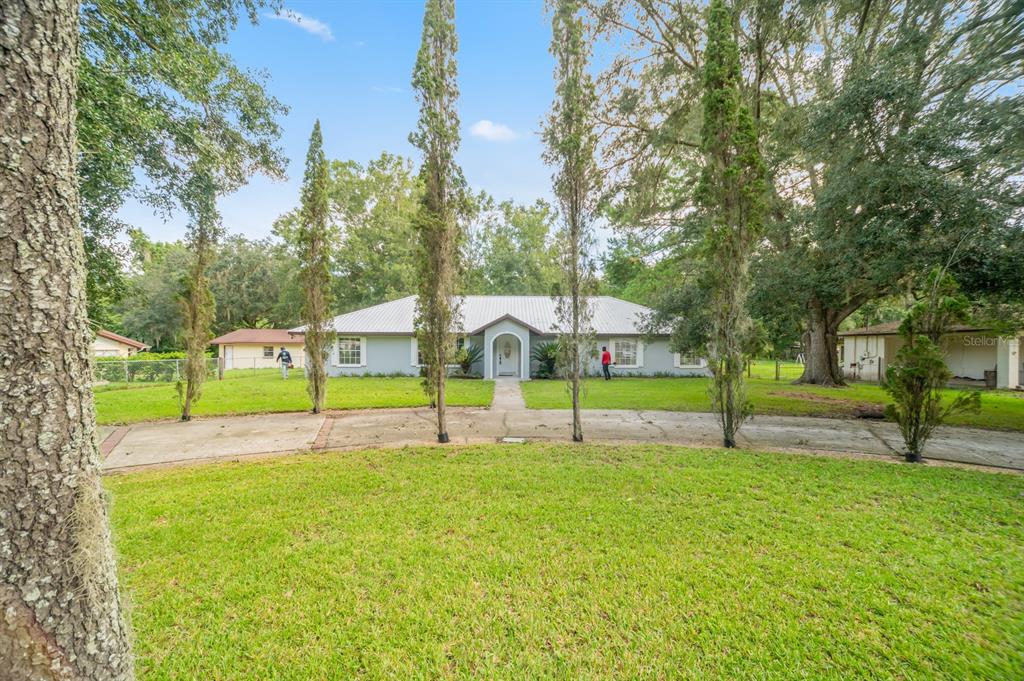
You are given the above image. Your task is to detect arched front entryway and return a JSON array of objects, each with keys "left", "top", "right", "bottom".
[{"left": 492, "top": 333, "right": 523, "bottom": 378}]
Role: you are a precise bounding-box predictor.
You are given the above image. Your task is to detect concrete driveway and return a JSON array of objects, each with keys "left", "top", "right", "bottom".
[{"left": 100, "top": 406, "right": 1024, "bottom": 473}]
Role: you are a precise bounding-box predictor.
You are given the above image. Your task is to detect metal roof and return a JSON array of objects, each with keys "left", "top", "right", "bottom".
[{"left": 297, "top": 296, "right": 665, "bottom": 336}]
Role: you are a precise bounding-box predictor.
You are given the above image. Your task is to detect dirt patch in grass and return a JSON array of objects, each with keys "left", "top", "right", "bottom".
[
  {"left": 767, "top": 391, "right": 885, "bottom": 418},
  {"left": 768, "top": 391, "right": 855, "bottom": 405}
]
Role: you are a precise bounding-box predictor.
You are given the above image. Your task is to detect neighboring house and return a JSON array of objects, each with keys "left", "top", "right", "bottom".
[
  {"left": 295, "top": 295, "right": 708, "bottom": 380},
  {"left": 91, "top": 329, "right": 149, "bottom": 357},
  {"left": 209, "top": 329, "right": 306, "bottom": 370},
  {"left": 838, "top": 322, "right": 1022, "bottom": 389}
]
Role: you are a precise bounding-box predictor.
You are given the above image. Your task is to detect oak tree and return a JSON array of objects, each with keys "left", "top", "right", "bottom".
[{"left": 1, "top": 0, "right": 134, "bottom": 676}]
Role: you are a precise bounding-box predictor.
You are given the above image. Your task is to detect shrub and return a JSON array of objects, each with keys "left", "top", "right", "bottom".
[
  {"left": 454, "top": 343, "right": 483, "bottom": 376},
  {"left": 883, "top": 338, "right": 980, "bottom": 461},
  {"left": 531, "top": 341, "right": 559, "bottom": 379},
  {"left": 883, "top": 271, "right": 981, "bottom": 462}
]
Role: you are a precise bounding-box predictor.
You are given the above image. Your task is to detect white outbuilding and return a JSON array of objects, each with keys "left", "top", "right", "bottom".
[{"left": 838, "top": 322, "right": 1021, "bottom": 389}]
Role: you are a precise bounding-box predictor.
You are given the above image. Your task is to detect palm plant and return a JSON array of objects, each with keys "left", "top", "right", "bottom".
[
  {"left": 458, "top": 343, "right": 483, "bottom": 375},
  {"left": 531, "top": 341, "right": 559, "bottom": 378}
]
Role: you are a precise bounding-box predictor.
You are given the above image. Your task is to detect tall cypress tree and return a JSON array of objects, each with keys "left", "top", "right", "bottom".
[
  {"left": 544, "top": 0, "right": 599, "bottom": 442},
  {"left": 179, "top": 166, "right": 220, "bottom": 422},
  {"left": 696, "top": 0, "right": 767, "bottom": 448},
  {"left": 297, "top": 120, "right": 333, "bottom": 413},
  {"left": 410, "top": 0, "right": 465, "bottom": 443}
]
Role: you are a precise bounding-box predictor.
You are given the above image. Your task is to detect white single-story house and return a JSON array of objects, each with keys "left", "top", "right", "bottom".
[
  {"left": 297, "top": 295, "right": 708, "bottom": 380},
  {"left": 210, "top": 329, "right": 305, "bottom": 370},
  {"left": 838, "top": 322, "right": 1022, "bottom": 389},
  {"left": 91, "top": 329, "right": 149, "bottom": 357}
]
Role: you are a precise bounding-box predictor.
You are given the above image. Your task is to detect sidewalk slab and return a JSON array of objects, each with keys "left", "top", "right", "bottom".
[
  {"left": 491, "top": 378, "right": 527, "bottom": 410},
  {"left": 323, "top": 408, "right": 504, "bottom": 449},
  {"left": 103, "top": 412, "right": 324, "bottom": 471}
]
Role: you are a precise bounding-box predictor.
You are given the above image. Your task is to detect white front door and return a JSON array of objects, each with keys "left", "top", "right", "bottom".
[
  {"left": 497, "top": 337, "right": 519, "bottom": 377},
  {"left": 224, "top": 345, "right": 234, "bottom": 370}
]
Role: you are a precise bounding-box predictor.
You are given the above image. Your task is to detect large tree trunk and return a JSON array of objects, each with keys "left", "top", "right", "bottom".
[
  {"left": 1, "top": 1, "right": 135, "bottom": 678},
  {"left": 797, "top": 302, "right": 846, "bottom": 386}
]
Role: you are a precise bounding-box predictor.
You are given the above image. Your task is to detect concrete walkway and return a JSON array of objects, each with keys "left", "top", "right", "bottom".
[
  {"left": 101, "top": 399, "right": 1024, "bottom": 473},
  {"left": 491, "top": 378, "right": 527, "bottom": 410}
]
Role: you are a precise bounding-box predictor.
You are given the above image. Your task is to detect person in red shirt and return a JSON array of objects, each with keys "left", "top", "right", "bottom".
[{"left": 601, "top": 346, "right": 613, "bottom": 380}]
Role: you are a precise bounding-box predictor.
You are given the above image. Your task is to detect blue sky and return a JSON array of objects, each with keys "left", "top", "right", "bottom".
[{"left": 121, "top": 0, "right": 558, "bottom": 243}]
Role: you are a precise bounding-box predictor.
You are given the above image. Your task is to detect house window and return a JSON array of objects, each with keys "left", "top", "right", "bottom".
[
  {"left": 337, "top": 337, "right": 362, "bottom": 366},
  {"left": 412, "top": 336, "right": 466, "bottom": 366},
  {"left": 613, "top": 339, "right": 639, "bottom": 367},
  {"left": 263, "top": 346, "right": 274, "bottom": 358},
  {"left": 674, "top": 353, "right": 704, "bottom": 368}
]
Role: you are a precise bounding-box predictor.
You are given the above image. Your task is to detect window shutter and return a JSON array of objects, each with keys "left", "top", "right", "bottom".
[
  {"left": 410, "top": 337, "right": 419, "bottom": 366},
  {"left": 360, "top": 337, "right": 367, "bottom": 367},
  {"left": 636, "top": 341, "right": 644, "bottom": 367}
]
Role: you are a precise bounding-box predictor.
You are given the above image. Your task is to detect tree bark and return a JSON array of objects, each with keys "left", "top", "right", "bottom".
[
  {"left": 796, "top": 302, "right": 846, "bottom": 386},
  {"left": 1, "top": 1, "right": 135, "bottom": 678},
  {"left": 436, "top": 370, "right": 448, "bottom": 442}
]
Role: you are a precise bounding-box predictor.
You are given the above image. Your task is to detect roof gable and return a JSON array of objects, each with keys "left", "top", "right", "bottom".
[
  {"left": 96, "top": 329, "right": 149, "bottom": 350},
  {"left": 467, "top": 313, "right": 546, "bottom": 336}
]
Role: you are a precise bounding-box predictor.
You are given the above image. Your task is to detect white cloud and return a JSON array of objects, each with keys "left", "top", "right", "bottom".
[
  {"left": 264, "top": 9, "right": 334, "bottom": 42},
  {"left": 469, "top": 120, "right": 519, "bottom": 142}
]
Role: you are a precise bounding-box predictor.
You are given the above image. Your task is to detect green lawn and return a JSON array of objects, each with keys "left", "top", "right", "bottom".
[
  {"left": 522, "top": 377, "right": 1024, "bottom": 431},
  {"left": 107, "top": 444, "right": 1024, "bottom": 679},
  {"left": 94, "top": 373, "right": 494, "bottom": 424},
  {"left": 747, "top": 359, "right": 806, "bottom": 380}
]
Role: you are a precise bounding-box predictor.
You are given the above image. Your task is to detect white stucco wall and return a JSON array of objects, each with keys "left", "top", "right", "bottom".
[
  {"left": 841, "top": 335, "right": 888, "bottom": 382},
  {"left": 941, "top": 334, "right": 999, "bottom": 380},
  {"left": 484, "top": 320, "right": 530, "bottom": 379},
  {"left": 219, "top": 342, "right": 305, "bottom": 370},
  {"left": 92, "top": 335, "right": 138, "bottom": 357},
  {"left": 841, "top": 331, "right": 1018, "bottom": 385},
  {"left": 995, "top": 336, "right": 1021, "bottom": 389}
]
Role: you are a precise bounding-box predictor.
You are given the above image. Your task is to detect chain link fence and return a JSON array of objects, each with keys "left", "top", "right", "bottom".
[
  {"left": 92, "top": 357, "right": 307, "bottom": 386},
  {"left": 92, "top": 358, "right": 218, "bottom": 386}
]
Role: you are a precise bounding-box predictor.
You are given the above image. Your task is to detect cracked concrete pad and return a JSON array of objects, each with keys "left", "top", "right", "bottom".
[
  {"left": 324, "top": 408, "right": 506, "bottom": 449},
  {"left": 104, "top": 412, "right": 324, "bottom": 470},
  {"left": 890, "top": 426, "right": 1024, "bottom": 469},
  {"left": 100, "top": 403, "right": 1024, "bottom": 472}
]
